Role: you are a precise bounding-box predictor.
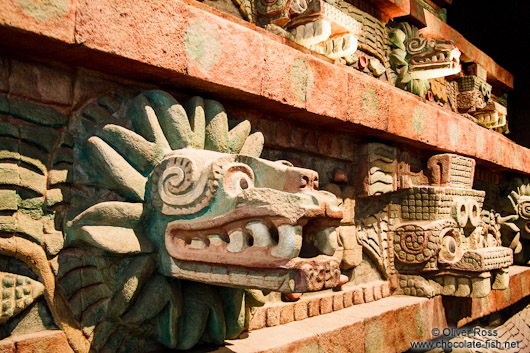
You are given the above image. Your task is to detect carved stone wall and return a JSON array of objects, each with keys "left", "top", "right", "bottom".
[{"left": 0, "top": 0, "right": 528, "bottom": 352}]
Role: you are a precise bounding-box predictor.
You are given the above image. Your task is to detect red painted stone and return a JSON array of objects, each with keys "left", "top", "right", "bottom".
[
  {"left": 305, "top": 58, "right": 348, "bottom": 122},
  {"left": 3, "top": 331, "right": 74, "bottom": 353},
  {"left": 262, "top": 37, "right": 307, "bottom": 111}
]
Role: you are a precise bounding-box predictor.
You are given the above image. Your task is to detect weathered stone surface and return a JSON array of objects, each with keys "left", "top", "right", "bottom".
[
  {"left": 9, "top": 59, "right": 73, "bottom": 105},
  {"left": 224, "top": 296, "right": 447, "bottom": 353},
  {"left": 0, "top": 0, "right": 76, "bottom": 43},
  {"left": 6, "top": 330, "right": 74, "bottom": 353},
  {"left": 0, "top": 3, "right": 528, "bottom": 352}
]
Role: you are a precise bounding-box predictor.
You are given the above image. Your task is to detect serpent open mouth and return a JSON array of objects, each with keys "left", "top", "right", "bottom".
[
  {"left": 165, "top": 215, "right": 343, "bottom": 293},
  {"left": 409, "top": 47, "right": 461, "bottom": 79}
]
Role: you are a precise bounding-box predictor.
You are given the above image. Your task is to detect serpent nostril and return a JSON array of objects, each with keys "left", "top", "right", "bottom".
[{"left": 301, "top": 175, "right": 309, "bottom": 188}]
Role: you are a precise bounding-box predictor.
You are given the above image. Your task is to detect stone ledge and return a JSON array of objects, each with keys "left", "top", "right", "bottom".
[
  {"left": 197, "top": 295, "right": 447, "bottom": 353},
  {"left": 249, "top": 280, "right": 392, "bottom": 330},
  {"left": 0, "top": 330, "right": 74, "bottom": 353},
  {"left": 191, "top": 266, "right": 530, "bottom": 353},
  {"left": 0, "top": 0, "right": 526, "bottom": 177},
  {"left": 444, "top": 266, "right": 530, "bottom": 328}
]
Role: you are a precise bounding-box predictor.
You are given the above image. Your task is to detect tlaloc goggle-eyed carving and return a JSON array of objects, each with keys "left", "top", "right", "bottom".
[
  {"left": 355, "top": 145, "right": 512, "bottom": 298},
  {"left": 68, "top": 90, "right": 343, "bottom": 294},
  {"left": 393, "top": 155, "right": 513, "bottom": 298}
]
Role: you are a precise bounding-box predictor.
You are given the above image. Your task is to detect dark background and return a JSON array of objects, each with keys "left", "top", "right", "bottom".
[{"left": 447, "top": 1, "right": 530, "bottom": 147}]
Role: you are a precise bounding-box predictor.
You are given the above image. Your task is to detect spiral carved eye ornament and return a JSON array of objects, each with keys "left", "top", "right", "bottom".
[
  {"left": 405, "top": 37, "right": 427, "bottom": 55},
  {"left": 394, "top": 225, "right": 439, "bottom": 264},
  {"left": 150, "top": 155, "right": 218, "bottom": 215},
  {"left": 518, "top": 199, "right": 530, "bottom": 220}
]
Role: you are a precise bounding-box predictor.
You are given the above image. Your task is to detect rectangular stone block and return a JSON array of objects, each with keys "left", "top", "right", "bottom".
[
  {"left": 382, "top": 282, "right": 391, "bottom": 298},
  {"left": 261, "top": 37, "right": 307, "bottom": 111},
  {"left": 353, "top": 288, "right": 364, "bottom": 305},
  {"left": 249, "top": 307, "right": 267, "bottom": 331},
  {"left": 308, "top": 297, "right": 321, "bottom": 317},
  {"left": 305, "top": 56, "right": 348, "bottom": 122},
  {"left": 346, "top": 69, "right": 390, "bottom": 132},
  {"left": 373, "top": 284, "right": 383, "bottom": 301},
  {"left": 333, "top": 293, "right": 344, "bottom": 311},
  {"left": 280, "top": 304, "right": 294, "bottom": 325},
  {"left": 0, "top": 0, "right": 76, "bottom": 43},
  {"left": 320, "top": 296, "right": 333, "bottom": 314},
  {"left": 363, "top": 286, "right": 374, "bottom": 303},
  {"left": 267, "top": 306, "right": 280, "bottom": 327},
  {"left": 7, "top": 331, "right": 74, "bottom": 353},
  {"left": 294, "top": 301, "right": 308, "bottom": 321},
  {"left": 0, "top": 190, "right": 17, "bottom": 211},
  {"left": 343, "top": 290, "right": 353, "bottom": 308},
  {"left": 9, "top": 58, "right": 74, "bottom": 106}
]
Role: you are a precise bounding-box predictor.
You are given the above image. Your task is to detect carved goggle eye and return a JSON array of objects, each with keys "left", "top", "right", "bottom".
[{"left": 439, "top": 232, "right": 461, "bottom": 263}]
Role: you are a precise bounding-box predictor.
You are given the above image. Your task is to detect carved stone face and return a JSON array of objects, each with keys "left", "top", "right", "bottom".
[
  {"left": 406, "top": 37, "right": 461, "bottom": 80},
  {"left": 67, "top": 90, "right": 344, "bottom": 296},
  {"left": 392, "top": 187, "right": 512, "bottom": 297},
  {"left": 149, "top": 149, "right": 343, "bottom": 292},
  {"left": 256, "top": 0, "right": 361, "bottom": 60}
]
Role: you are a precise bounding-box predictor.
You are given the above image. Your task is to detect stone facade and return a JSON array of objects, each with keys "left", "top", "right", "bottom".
[{"left": 0, "top": 0, "right": 528, "bottom": 352}]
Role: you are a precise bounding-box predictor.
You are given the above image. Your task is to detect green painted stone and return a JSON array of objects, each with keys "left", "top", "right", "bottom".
[
  {"left": 412, "top": 106, "right": 424, "bottom": 135},
  {"left": 362, "top": 87, "right": 379, "bottom": 119},
  {"left": 183, "top": 18, "right": 221, "bottom": 72},
  {"left": 12, "top": 0, "right": 70, "bottom": 23},
  {"left": 7, "top": 97, "right": 67, "bottom": 127},
  {"left": 290, "top": 58, "right": 314, "bottom": 102}
]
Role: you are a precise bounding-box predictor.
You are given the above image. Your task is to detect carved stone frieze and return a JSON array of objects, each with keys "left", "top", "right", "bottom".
[
  {"left": 0, "top": 89, "right": 344, "bottom": 351},
  {"left": 257, "top": 0, "right": 362, "bottom": 59},
  {"left": 386, "top": 22, "right": 461, "bottom": 97},
  {"left": 352, "top": 143, "right": 512, "bottom": 298}
]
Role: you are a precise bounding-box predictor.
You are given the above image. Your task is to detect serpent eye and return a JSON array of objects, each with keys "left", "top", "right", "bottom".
[
  {"left": 224, "top": 164, "right": 254, "bottom": 196},
  {"left": 427, "top": 38, "right": 437, "bottom": 48}
]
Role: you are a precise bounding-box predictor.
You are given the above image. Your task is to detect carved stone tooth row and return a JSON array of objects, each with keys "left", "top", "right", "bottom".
[
  {"left": 188, "top": 222, "right": 338, "bottom": 260},
  {"left": 415, "top": 52, "right": 447, "bottom": 64},
  {"left": 323, "top": 34, "right": 357, "bottom": 59},
  {"left": 434, "top": 275, "right": 491, "bottom": 298},
  {"left": 291, "top": 19, "right": 332, "bottom": 47},
  {"left": 271, "top": 224, "right": 303, "bottom": 258},
  {"left": 186, "top": 221, "right": 303, "bottom": 259}
]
